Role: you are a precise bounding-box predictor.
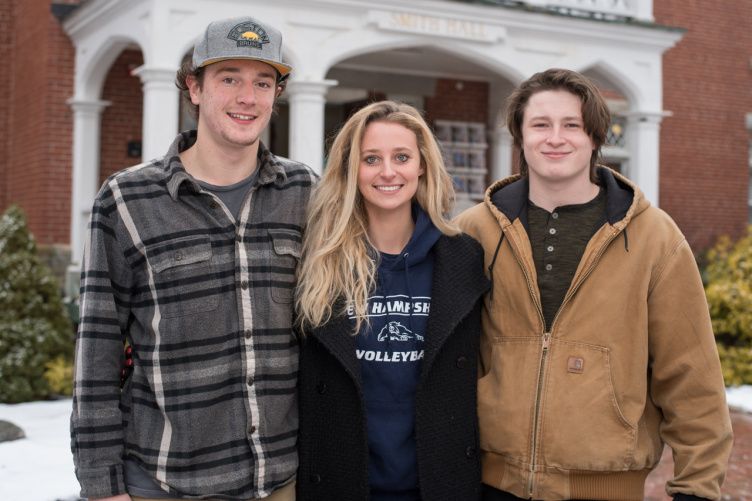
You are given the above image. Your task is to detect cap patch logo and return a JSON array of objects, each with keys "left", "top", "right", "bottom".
[{"left": 227, "top": 22, "right": 269, "bottom": 49}]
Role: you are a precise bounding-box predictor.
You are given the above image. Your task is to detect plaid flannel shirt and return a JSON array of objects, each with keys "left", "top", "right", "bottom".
[{"left": 71, "top": 131, "right": 317, "bottom": 500}]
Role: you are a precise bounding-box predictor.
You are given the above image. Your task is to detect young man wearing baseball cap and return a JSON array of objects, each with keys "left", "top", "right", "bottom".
[{"left": 71, "top": 16, "right": 315, "bottom": 501}]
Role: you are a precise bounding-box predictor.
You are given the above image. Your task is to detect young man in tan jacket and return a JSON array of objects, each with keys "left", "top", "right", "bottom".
[{"left": 455, "top": 68, "right": 732, "bottom": 501}]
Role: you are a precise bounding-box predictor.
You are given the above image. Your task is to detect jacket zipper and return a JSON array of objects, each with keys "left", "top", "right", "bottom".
[
  {"left": 527, "top": 330, "right": 550, "bottom": 498},
  {"left": 504, "top": 233, "right": 547, "bottom": 499},
  {"left": 520, "top": 229, "right": 619, "bottom": 499}
]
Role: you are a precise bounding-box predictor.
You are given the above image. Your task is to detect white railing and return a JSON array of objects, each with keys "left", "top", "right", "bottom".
[{"left": 521, "top": 0, "right": 654, "bottom": 22}]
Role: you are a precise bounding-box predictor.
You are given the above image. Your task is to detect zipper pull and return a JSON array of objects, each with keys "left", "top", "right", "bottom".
[{"left": 542, "top": 332, "right": 550, "bottom": 351}]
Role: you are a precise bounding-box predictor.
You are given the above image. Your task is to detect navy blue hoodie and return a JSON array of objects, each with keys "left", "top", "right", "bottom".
[{"left": 350, "top": 205, "right": 442, "bottom": 501}]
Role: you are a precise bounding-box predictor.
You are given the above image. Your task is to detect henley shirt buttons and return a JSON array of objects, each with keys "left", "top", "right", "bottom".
[
  {"left": 456, "top": 357, "right": 467, "bottom": 369},
  {"left": 547, "top": 246, "right": 554, "bottom": 252},
  {"left": 310, "top": 474, "right": 322, "bottom": 485},
  {"left": 466, "top": 446, "right": 477, "bottom": 458},
  {"left": 317, "top": 382, "right": 327, "bottom": 394},
  {"left": 546, "top": 264, "right": 553, "bottom": 271},
  {"left": 549, "top": 228, "right": 556, "bottom": 235},
  {"left": 552, "top": 212, "right": 559, "bottom": 219}
]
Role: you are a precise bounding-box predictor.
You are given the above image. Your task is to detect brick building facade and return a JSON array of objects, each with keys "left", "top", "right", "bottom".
[
  {"left": 2, "top": 0, "right": 77, "bottom": 247},
  {"left": 0, "top": 0, "right": 750, "bottom": 280},
  {"left": 654, "top": 0, "right": 752, "bottom": 251}
]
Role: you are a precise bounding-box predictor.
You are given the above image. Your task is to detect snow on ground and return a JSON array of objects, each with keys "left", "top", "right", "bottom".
[
  {"left": 726, "top": 384, "right": 752, "bottom": 413},
  {"left": 2, "top": 387, "right": 752, "bottom": 501},
  {"left": 0, "top": 399, "right": 81, "bottom": 501}
]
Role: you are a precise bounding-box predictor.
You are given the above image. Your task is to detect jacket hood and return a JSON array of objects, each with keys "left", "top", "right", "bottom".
[
  {"left": 377, "top": 204, "right": 442, "bottom": 272},
  {"left": 485, "top": 166, "right": 650, "bottom": 232}
]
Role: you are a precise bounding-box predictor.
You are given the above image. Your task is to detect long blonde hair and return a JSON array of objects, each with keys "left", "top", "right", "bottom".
[{"left": 295, "top": 100, "right": 459, "bottom": 334}]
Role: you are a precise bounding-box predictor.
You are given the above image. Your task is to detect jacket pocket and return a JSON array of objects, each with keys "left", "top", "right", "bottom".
[
  {"left": 537, "top": 339, "right": 636, "bottom": 470},
  {"left": 145, "top": 235, "right": 218, "bottom": 318},
  {"left": 268, "top": 229, "right": 302, "bottom": 304},
  {"left": 477, "top": 336, "right": 542, "bottom": 465}
]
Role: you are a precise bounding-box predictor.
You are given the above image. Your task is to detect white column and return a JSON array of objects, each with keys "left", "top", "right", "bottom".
[
  {"left": 67, "top": 98, "right": 111, "bottom": 268},
  {"left": 134, "top": 66, "right": 180, "bottom": 161},
  {"left": 489, "top": 127, "right": 513, "bottom": 183},
  {"left": 634, "top": 0, "right": 655, "bottom": 23},
  {"left": 625, "top": 111, "right": 664, "bottom": 207},
  {"left": 285, "top": 79, "right": 338, "bottom": 174}
]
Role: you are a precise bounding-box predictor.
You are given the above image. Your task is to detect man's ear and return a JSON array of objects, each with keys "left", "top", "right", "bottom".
[{"left": 186, "top": 75, "right": 201, "bottom": 106}]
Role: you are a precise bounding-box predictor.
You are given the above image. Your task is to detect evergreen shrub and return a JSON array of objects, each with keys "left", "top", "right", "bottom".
[{"left": 0, "top": 204, "right": 74, "bottom": 403}]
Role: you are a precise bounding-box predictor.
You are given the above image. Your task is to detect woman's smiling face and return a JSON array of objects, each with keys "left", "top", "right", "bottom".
[{"left": 357, "top": 121, "right": 424, "bottom": 221}]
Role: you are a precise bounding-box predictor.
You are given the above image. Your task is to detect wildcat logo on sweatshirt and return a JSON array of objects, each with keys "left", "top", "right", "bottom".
[
  {"left": 377, "top": 321, "right": 424, "bottom": 342},
  {"left": 351, "top": 294, "right": 429, "bottom": 364}
]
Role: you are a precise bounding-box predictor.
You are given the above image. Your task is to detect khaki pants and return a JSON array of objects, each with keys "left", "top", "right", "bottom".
[{"left": 130, "top": 478, "right": 295, "bottom": 501}]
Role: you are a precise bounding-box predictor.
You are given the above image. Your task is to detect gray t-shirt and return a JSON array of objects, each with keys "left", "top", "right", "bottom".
[
  {"left": 198, "top": 168, "right": 259, "bottom": 220},
  {"left": 124, "top": 460, "right": 176, "bottom": 499}
]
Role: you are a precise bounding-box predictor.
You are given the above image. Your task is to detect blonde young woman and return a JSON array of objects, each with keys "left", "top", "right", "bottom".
[{"left": 295, "top": 101, "right": 489, "bottom": 501}]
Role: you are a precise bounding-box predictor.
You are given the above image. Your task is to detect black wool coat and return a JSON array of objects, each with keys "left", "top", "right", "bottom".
[{"left": 296, "top": 233, "right": 490, "bottom": 500}]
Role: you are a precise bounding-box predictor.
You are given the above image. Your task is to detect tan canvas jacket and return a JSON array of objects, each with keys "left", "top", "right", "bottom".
[{"left": 455, "top": 167, "right": 732, "bottom": 501}]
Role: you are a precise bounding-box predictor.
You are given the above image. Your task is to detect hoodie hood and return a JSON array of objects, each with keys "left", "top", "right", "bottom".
[
  {"left": 372, "top": 204, "right": 441, "bottom": 335},
  {"left": 376, "top": 204, "right": 442, "bottom": 272},
  {"left": 485, "top": 166, "right": 649, "bottom": 232},
  {"left": 479, "top": 166, "right": 647, "bottom": 307}
]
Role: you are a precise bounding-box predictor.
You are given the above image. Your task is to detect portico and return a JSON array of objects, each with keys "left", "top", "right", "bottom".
[{"left": 62, "top": 0, "right": 683, "bottom": 269}]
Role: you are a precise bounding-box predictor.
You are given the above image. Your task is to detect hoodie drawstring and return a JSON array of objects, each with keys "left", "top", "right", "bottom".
[
  {"left": 488, "top": 232, "right": 505, "bottom": 308},
  {"left": 403, "top": 252, "right": 414, "bottom": 336}
]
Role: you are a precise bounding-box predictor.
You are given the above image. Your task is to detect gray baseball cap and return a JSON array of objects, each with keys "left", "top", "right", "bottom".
[{"left": 193, "top": 16, "right": 292, "bottom": 77}]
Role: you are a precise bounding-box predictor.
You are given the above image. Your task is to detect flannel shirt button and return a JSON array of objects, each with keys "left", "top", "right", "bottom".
[
  {"left": 247, "top": 376, "right": 254, "bottom": 386},
  {"left": 237, "top": 235, "right": 242, "bottom": 243},
  {"left": 209, "top": 200, "right": 219, "bottom": 209},
  {"left": 248, "top": 425, "right": 256, "bottom": 435},
  {"left": 241, "top": 281, "right": 249, "bottom": 290},
  {"left": 244, "top": 329, "right": 251, "bottom": 339},
  {"left": 456, "top": 357, "right": 467, "bottom": 368},
  {"left": 310, "top": 474, "right": 321, "bottom": 485},
  {"left": 173, "top": 252, "right": 182, "bottom": 261}
]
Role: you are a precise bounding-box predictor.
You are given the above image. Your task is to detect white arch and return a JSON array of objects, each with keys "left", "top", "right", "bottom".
[
  {"left": 73, "top": 37, "right": 144, "bottom": 101},
  {"left": 580, "top": 60, "right": 644, "bottom": 110}
]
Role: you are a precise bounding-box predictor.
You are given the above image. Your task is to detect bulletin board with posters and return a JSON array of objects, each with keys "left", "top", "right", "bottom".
[{"left": 434, "top": 120, "right": 488, "bottom": 214}]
